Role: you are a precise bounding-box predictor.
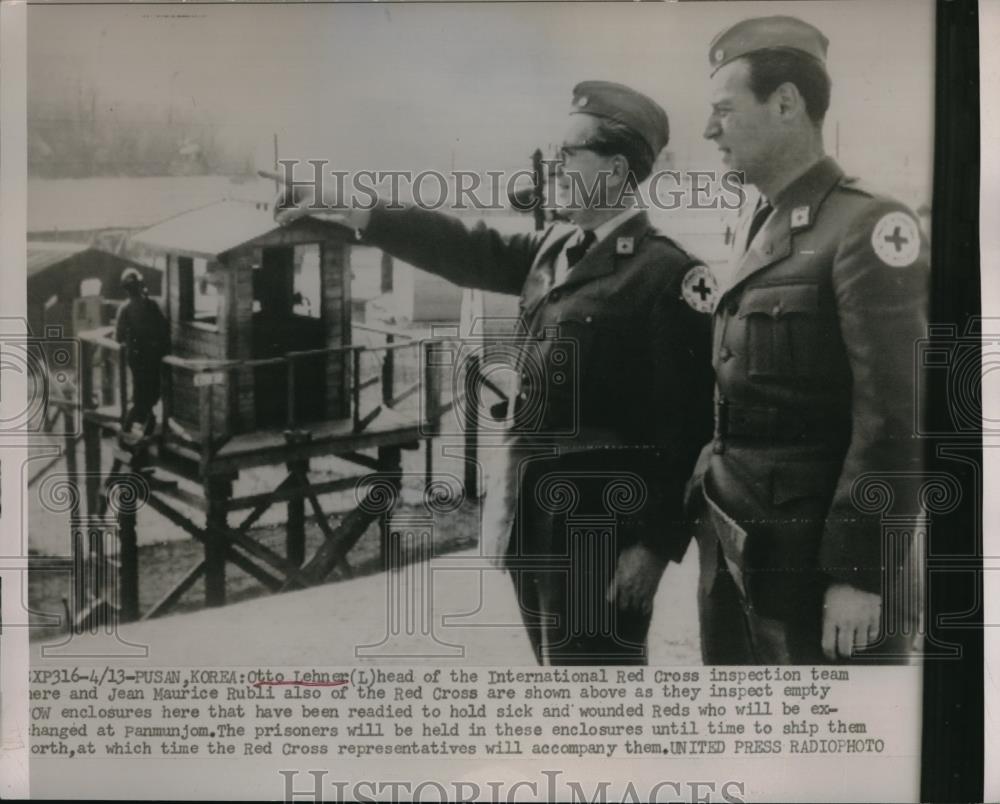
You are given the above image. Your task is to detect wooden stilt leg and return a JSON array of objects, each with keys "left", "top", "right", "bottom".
[
  {"left": 424, "top": 438, "right": 433, "bottom": 495},
  {"left": 378, "top": 446, "right": 403, "bottom": 568},
  {"left": 64, "top": 408, "right": 80, "bottom": 517},
  {"left": 83, "top": 420, "right": 102, "bottom": 517},
  {"left": 287, "top": 459, "right": 307, "bottom": 567},
  {"left": 117, "top": 475, "right": 139, "bottom": 623},
  {"left": 80, "top": 339, "right": 102, "bottom": 517},
  {"left": 204, "top": 477, "right": 231, "bottom": 607},
  {"left": 463, "top": 354, "right": 480, "bottom": 498}
]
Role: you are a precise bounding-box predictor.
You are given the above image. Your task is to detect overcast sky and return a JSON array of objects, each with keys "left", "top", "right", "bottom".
[{"left": 28, "top": 0, "right": 935, "bottom": 203}]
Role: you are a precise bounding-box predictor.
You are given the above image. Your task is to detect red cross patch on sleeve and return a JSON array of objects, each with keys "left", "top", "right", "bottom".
[
  {"left": 871, "top": 211, "right": 921, "bottom": 267},
  {"left": 680, "top": 265, "right": 719, "bottom": 313}
]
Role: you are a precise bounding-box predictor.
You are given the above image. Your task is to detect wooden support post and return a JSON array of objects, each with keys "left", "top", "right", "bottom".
[
  {"left": 198, "top": 380, "right": 213, "bottom": 475},
  {"left": 286, "top": 459, "right": 307, "bottom": 567},
  {"left": 118, "top": 346, "right": 129, "bottom": 430},
  {"left": 352, "top": 348, "right": 362, "bottom": 432},
  {"left": 382, "top": 334, "right": 395, "bottom": 406},
  {"left": 81, "top": 340, "right": 102, "bottom": 515},
  {"left": 72, "top": 527, "right": 86, "bottom": 632},
  {"left": 286, "top": 357, "right": 297, "bottom": 429},
  {"left": 160, "top": 359, "right": 172, "bottom": 444},
  {"left": 117, "top": 471, "right": 140, "bottom": 623},
  {"left": 377, "top": 445, "right": 403, "bottom": 567},
  {"left": 80, "top": 340, "right": 95, "bottom": 411},
  {"left": 101, "top": 351, "right": 115, "bottom": 407},
  {"left": 91, "top": 520, "right": 108, "bottom": 626},
  {"left": 64, "top": 406, "right": 80, "bottom": 517},
  {"left": 463, "top": 353, "right": 480, "bottom": 499},
  {"left": 83, "top": 422, "right": 102, "bottom": 517},
  {"left": 63, "top": 414, "right": 80, "bottom": 518},
  {"left": 204, "top": 477, "right": 232, "bottom": 607},
  {"left": 423, "top": 339, "right": 442, "bottom": 495},
  {"left": 423, "top": 340, "right": 442, "bottom": 432}
]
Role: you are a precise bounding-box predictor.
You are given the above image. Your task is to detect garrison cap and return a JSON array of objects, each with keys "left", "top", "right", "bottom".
[
  {"left": 708, "top": 16, "right": 829, "bottom": 75},
  {"left": 570, "top": 80, "right": 669, "bottom": 157},
  {"left": 120, "top": 267, "right": 144, "bottom": 287}
]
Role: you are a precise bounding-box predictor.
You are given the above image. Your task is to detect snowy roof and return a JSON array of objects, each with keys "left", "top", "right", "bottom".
[
  {"left": 27, "top": 175, "right": 274, "bottom": 234},
  {"left": 27, "top": 241, "right": 93, "bottom": 277},
  {"left": 130, "top": 198, "right": 284, "bottom": 259}
]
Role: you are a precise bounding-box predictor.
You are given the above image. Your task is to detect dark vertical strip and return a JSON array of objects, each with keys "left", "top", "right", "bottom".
[{"left": 922, "top": 1, "right": 982, "bottom": 801}]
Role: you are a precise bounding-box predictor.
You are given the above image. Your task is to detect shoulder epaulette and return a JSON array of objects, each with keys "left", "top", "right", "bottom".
[
  {"left": 647, "top": 227, "right": 697, "bottom": 262},
  {"left": 838, "top": 175, "right": 883, "bottom": 199}
]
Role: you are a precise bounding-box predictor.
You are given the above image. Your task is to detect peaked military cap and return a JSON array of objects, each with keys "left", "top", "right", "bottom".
[
  {"left": 708, "top": 16, "right": 829, "bottom": 75},
  {"left": 570, "top": 80, "right": 669, "bottom": 157}
]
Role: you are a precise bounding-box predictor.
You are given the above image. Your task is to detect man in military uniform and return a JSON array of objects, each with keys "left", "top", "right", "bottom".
[
  {"left": 275, "top": 82, "right": 715, "bottom": 664},
  {"left": 693, "top": 16, "right": 929, "bottom": 663},
  {"left": 115, "top": 268, "right": 170, "bottom": 437}
]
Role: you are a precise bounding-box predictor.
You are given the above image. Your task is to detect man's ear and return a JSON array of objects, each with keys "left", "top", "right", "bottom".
[
  {"left": 609, "top": 154, "right": 630, "bottom": 184},
  {"left": 774, "top": 81, "right": 805, "bottom": 119}
]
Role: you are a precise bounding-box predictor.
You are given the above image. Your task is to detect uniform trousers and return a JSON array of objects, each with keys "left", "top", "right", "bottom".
[{"left": 505, "top": 455, "right": 653, "bottom": 665}]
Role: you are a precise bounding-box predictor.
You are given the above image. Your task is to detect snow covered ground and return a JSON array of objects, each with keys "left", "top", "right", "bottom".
[{"left": 32, "top": 543, "right": 701, "bottom": 666}]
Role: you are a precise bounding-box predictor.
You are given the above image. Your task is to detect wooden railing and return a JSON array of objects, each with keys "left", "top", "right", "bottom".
[
  {"left": 75, "top": 323, "right": 521, "bottom": 510},
  {"left": 78, "top": 325, "right": 445, "bottom": 462},
  {"left": 76, "top": 329, "right": 129, "bottom": 426}
]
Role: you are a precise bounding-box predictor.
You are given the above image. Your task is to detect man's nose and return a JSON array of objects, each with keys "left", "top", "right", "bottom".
[{"left": 703, "top": 116, "right": 720, "bottom": 140}]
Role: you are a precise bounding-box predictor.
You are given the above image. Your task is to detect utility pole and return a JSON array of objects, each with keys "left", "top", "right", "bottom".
[{"left": 272, "top": 133, "right": 280, "bottom": 195}]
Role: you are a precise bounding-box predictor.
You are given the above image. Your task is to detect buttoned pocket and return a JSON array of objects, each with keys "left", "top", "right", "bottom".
[
  {"left": 559, "top": 311, "right": 633, "bottom": 381},
  {"left": 739, "top": 283, "right": 819, "bottom": 379},
  {"left": 544, "top": 319, "right": 594, "bottom": 405}
]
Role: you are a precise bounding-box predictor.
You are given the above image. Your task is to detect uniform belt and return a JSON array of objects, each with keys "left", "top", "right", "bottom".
[{"left": 715, "top": 400, "right": 840, "bottom": 441}]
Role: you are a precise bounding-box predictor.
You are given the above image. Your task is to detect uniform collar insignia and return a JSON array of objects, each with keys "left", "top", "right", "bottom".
[
  {"left": 721, "top": 158, "right": 842, "bottom": 298},
  {"left": 773, "top": 156, "right": 843, "bottom": 220},
  {"left": 558, "top": 211, "right": 650, "bottom": 290}
]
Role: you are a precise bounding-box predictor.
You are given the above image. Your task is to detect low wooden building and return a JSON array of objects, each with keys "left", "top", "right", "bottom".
[
  {"left": 131, "top": 199, "right": 353, "bottom": 437},
  {"left": 27, "top": 241, "right": 161, "bottom": 338}
]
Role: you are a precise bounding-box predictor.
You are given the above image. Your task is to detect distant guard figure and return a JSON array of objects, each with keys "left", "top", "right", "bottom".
[
  {"left": 692, "top": 16, "right": 930, "bottom": 663},
  {"left": 115, "top": 267, "right": 170, "bottom": 437}
]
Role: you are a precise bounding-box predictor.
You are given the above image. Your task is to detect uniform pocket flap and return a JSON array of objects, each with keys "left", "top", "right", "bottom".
[{"left": 740, "top": 283, "right": 818, "bottom": 318}]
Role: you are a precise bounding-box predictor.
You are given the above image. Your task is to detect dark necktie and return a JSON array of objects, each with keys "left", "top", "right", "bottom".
[
  {"left": 744, "top": 199, "right": 773, "bottom": 252},
  {"left": 565, "top": 230, "right": 597, "bottom": 268}
]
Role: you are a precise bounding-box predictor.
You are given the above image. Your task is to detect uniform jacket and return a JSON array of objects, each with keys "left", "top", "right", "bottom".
[
  {"left": 363, "top": 205, "right": 715, "bottom": 563},
  {"left": 700, "top": 156, "right": 929, "bottom": 606},
  {"left": 114, "top": 295, "right": 170, "bottom": 367}
]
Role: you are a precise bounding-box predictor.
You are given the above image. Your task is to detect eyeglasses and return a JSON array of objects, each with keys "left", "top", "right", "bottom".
[{"left": 553, "top": 140, "right": 613, "bottom": 162}]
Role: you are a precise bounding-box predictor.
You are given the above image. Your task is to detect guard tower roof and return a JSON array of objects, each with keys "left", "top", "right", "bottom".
[{"left": 132, "top": 199, "right": 342, "bottom": 261}]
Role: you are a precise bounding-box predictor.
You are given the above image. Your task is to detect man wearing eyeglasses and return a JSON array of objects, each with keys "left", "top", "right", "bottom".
[{"left": 274, "top": 81, "right": 715, "bottom": 665}]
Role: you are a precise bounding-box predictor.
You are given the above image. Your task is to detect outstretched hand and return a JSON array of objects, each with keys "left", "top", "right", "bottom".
[{"left": 259, "top": 169, "right": 344, "bottom": 225}]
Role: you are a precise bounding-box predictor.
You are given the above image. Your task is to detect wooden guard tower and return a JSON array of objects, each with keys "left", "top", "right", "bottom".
[{"left": 77, "top": 200, "right": 445, "bottom": 622}]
